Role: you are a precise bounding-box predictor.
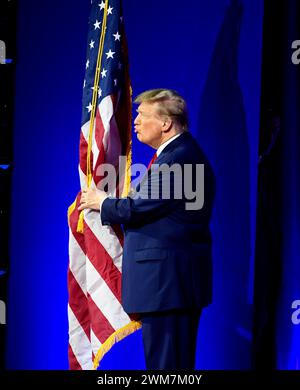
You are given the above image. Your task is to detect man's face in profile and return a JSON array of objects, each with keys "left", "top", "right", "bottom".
[{"left": 134, "top": 102, "right": 165, "bottom": 148}]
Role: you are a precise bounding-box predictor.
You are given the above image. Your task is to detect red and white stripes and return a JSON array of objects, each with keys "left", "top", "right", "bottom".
[{"left": 67, "top": 94, "right": 140, "bottom": 370}]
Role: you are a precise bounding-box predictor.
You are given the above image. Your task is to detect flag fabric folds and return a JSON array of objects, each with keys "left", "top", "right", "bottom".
[{"left": 67, "top": 0, "right": 141, "bottom": 370}]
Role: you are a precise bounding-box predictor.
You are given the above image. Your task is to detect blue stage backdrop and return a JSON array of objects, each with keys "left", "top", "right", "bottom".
[{"left": 6, "top": 0, "right": 263, "bottom": 369}]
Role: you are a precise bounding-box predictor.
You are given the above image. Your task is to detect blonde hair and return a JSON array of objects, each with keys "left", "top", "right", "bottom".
[{"left": 134, "top": 88, "right": 189, "bottom": 131}]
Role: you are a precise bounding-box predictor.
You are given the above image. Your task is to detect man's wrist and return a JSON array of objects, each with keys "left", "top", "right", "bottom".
[{"left": 99, "top": 195, "right": 108, "bottom": 214}]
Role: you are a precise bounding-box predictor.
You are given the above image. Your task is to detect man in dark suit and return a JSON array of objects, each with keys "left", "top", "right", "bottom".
[{"left": 79, "top": 89, "right": 215, "bottom": 369}]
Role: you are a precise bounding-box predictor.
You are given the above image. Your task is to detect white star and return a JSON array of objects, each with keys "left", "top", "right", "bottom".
[
  {"left": 101, "top": 68, "right": 107, "bottom": 78},
  {"left": 89, "top": 40, "right": 95, "bottom": 49},
  {"left": 98, "top": 88, "right": 102, "bottom": 98},
  {"left": 94, "top": 20, "right": 101, "bottom": 29},
  {"left": 113, "top": 31, "right": 121, "bottom": 41},
  {"left": 106, "top": 49, "right": 115, "bottom": 59},
  {"left": 99, "top": 1, "right": 105, "bottom": 10},
  {"left": 91, "top": 86, "right": 98, "bottom": 91},
  {"left": 107, "top": 6, "right": 113, "bottom": 15},
  {"left": 86, "top": 102, "right": 93, "bottom": 112},
  {"left": 86, "top": 59, "right": 89, "bottom": 69},
  {"left": 83, "top": 79, "right": 86, "bottom": 88},
  {"left": 114, "top": 79, "right": 118, "bottom": 86}
]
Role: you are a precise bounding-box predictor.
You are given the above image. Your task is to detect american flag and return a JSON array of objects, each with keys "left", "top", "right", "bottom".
[{"left": 67, "top": 0, "right": 141, "bottom": 370}]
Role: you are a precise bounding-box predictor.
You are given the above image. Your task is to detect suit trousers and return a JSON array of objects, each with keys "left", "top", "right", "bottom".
[{"left": 140, "top": 308, "right": 202, "bottom": 370}]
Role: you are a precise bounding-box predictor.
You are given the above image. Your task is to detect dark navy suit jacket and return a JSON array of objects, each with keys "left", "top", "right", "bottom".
[{"left": 101, "top": 132, "right": 215, "bottom": 314}]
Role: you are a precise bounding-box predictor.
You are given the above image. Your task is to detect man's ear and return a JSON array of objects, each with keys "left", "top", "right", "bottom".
[{"left": 162, "top": 117, "right": 173, "bottom": 132}]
